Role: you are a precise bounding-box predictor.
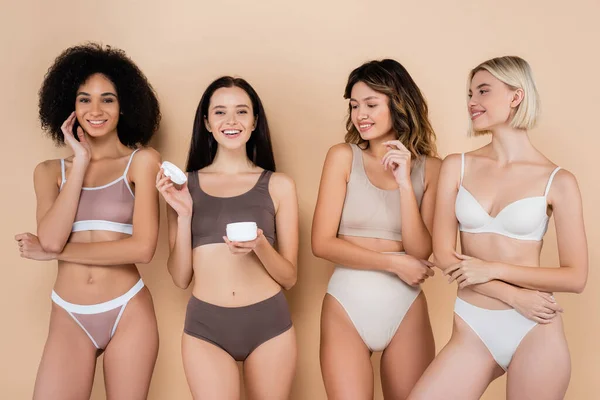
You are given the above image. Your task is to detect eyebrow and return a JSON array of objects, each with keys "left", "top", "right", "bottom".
[
  {"left": 212, "top": 104, "right": 250, "bottom": 109},
  {"left": 349, "top": 96, "right": 380, "bottom": 102},
  {"left": 76, "top": 91, "right": 117, "bottom": 97}
]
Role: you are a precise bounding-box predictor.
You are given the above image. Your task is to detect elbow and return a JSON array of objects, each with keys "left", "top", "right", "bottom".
[
  {"left": 282, "top": 270, "right": 298, "bottom": 291},
  {"left": 173, "top": 277, "right": 191, "bottom": 290},
  {"left": 38, "top": 236, "right": 66, "bottom": 255},
  {"left": 571, "top": 276, "right": 587, "bottom": 294},
  {"left": 311, "top": 237, "right": 329, "bottom": 259},
  {"left": 432, "top": 247, "right": 457, "bottom": 271},
  {"left": 137, "top": 246, "right": 156, "bottom": 265}
]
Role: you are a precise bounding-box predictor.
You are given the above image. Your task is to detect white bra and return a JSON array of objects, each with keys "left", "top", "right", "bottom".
[{"left": 455, "top": 153, "right": 560, "bottom": 241}]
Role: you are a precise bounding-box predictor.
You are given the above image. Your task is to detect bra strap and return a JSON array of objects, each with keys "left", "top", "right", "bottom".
[
  {"left": 60, "top": 159, "right": 66, "bottom": 185},
  {"left": 123, "top": 148, "right": 140, "bottom": 178},
  {"left": 460, "top": 153, "right": 465, "bottom": 184},
  {"left": 544, "top": 167, "right": 562, "bottom": 197}
]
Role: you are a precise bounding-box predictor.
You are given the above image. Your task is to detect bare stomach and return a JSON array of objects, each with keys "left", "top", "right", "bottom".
[
  {"left": 191, "top": 243, "right": 282, "bottom": 307},
  {"left": 458, "top": 232, "right": 544, "bottom": 309},
  {"left": 338, "top": 234, "right": 404, "bottom": 253},
  {"left": 53, "top": 230, "right": 141, "bottom": 304}
]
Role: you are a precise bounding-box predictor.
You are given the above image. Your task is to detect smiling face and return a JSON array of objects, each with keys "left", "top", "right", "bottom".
[
  {"left": 349, "top": 81, "right": 394, "bottom": 141},
  {"left": 204, "top": 86, "right": 256, "bottom": 150},
  {"left": 75, "top": 73, "right": 120, "bottom": 137},
  {"left": 468, "top": 69, "right": 523, "bottom": 133}
]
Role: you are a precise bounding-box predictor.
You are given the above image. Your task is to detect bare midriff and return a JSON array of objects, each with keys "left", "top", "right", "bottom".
[
  {"left": 192, "top": 244, "right": 282, "bottom": 307},
  {"left": 54, "top": 230, "right": 141, "bottom": 304},
  {"left": 458, "top": 232, "right": 543, "bottom": 310}
]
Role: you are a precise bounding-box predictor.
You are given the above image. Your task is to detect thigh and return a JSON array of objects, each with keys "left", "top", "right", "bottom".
[
  {"left": 243, "top": 326, "right": 297, "bottom": 400},
  {"left": 408, "top": 315, "right": 504, "bottom": 400},
  {"left": 321, "top": 294, "right": 374, "bottom": 400},
  {"left": 507, "top": 316, "right": 570, "bottom": 400},
  {"left": 380, "top": 292, "right": 435, "bottom": 400},
  {"left": 182, "top": 333, "right": 240, "bottom": 400},
  {"left": 103, "top": 287, "right": 159, "bottom": 400},
  {"left": 33, "top": 303, "right": 98, "bottom": 400}
]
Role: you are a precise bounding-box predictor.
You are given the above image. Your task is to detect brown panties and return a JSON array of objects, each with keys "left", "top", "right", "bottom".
[{"left": 184, "top": 291, "right": 292, "bottom": 361}]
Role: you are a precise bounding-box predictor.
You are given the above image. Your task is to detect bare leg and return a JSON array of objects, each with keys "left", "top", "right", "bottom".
[
  {"left": 320, "top": 294, "right": 374, "bottom": 400},
  {"left": 33, "top": 303, "right": 98, "bottom": 400},
  {"left": 408, "top": 315, "right": 504, "bottom": 400},
  {"left": 507, "top": 316, "right": 570, "bottom": 400},
  {"left": 182, "top": 333, "right": 240, "bottom": 400},
  {"left": 380, "top": 292, "right": 435, "bottom": 400},
  {"left": 103, "top": 287, "right": 159, "bottom": 400},
  {"left": 243, "top": 327, "right": 297, "bottom": 400}
]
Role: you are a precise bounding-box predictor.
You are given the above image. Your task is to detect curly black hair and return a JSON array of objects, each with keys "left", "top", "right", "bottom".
[{"left": 38, "top": 43, "right": 161, "bottom": 148}]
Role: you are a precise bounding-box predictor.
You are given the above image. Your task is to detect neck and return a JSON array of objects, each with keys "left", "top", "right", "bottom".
[
  {"left": 488, "top": 125, "right": 534, "bottom": 164},
  {"left": 365, "top": 132, "right": 397, "bottom": 159},
  {"left": 87, "top": 130, "right": 128, "bottom": 160},
  {"left": 211, "top": 145, "right": 254, "bottom": 173}
]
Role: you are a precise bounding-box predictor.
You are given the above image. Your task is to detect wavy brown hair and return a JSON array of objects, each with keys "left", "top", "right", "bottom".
[{"left": 344, "top": 59, "right": 437, "bottom": 158}]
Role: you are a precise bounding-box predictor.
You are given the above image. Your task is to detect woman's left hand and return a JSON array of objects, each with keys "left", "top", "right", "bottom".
[
  {"left": 223, "top": 229, "right": 267, "bottom": 255},
  {"left": 445, "top": 251, "right": 495, "bottom": 289},
  {"left": 15, "top": 233, "right": 58, "bottom": 261}
]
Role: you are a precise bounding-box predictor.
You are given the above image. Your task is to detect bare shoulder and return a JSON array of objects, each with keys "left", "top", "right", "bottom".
[
  {"left": 424, "top": 155, "right": 442, "bottom": 170},
  {"left": 549, "top": 168, "right": 580, "bottom": 202},
  {"left": 34, "top": 159, "right": 61, "bottom": 184},
  {"left": 326, "top": 142, "right": 353, "bottom": 162},
  {"left": 269, "top": 172, "right": 297, "bottom": 198},
  {"left": 441, "top": 153, "right": 463, "bottom": 172},
  {"left": 131, "top": 146, "right": 161, "bottom": 166}
]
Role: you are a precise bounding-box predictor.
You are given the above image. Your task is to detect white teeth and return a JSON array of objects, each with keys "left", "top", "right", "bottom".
[
  {"left": 359, "top": 124, "right": 373, "bottom": 129},
  {"left": 223, "top": 130, "right": 241, "bottom": 135},
  {"left": 89, "top": 120, "right": 106, "bottom": 125},
  {"left": 471, "top": 112, "right": 484, "bottom": 117}
]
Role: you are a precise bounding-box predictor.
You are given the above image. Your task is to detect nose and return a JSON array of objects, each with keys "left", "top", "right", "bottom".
[
  {"left": 357, "top": 106, "right": 369, "bottom": 120},
  {"left": 468, "top": 96, "right": 478, "bottom": 108},
  {"left": 90, "top": 99, "right": 102, "bottom": 115}
]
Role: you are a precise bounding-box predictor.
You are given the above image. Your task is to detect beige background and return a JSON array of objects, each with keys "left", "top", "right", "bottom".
[{"left": 2, "top": 0, "right": 599, "bottom": 398}]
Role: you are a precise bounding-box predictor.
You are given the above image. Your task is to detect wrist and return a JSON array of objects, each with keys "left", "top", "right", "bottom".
[
  {"left": 177, "top": 215, "right": 192, "bottom": 224},
  {"left": 505, "top": 285, "right": 521, "bottom": 306},
  {"left": 398, "top": 180, "right": 413, "bottom": 191},
  {"left": 254, "top": 234, "right": 269, "bottom": 253}
]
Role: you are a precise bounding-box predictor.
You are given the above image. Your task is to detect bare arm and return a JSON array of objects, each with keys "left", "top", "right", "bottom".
[
  {"left": 55, "top": 148, "right": 161, "bottom": 265},
  {"left": 34, "top": 160, "right": 86, "bottom": 253},
  {"left": 312, "top": 144, "right": 398, "bottom": 270},
  {"left": 156, "top": 170, "right": 194, "bottom": 289},
  {"left": 433, "top": 154, "right": 521, "bottom": 305},
  {"left": 400, "top": 156, "right": 441, "bottom": 259},
  {"left": 36, "top": 113, "right": 92, "bottom": 253},
  {"left": 487, "top": 170, "right": 588, "bottom": 293},
  {"left": 252, "top": 173, "right": 298, "bottom": 290}
]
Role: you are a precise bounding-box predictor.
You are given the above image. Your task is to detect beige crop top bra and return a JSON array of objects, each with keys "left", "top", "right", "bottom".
[{"left": 337, "top": 143, "right": 426, "bottom": 241}]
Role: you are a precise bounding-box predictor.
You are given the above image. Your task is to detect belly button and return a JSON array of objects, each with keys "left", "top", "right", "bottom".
[
  {"left": 88, "top": 277, "right": 94, "bottom": 284},
  {"left": 232, "top": 291, "right": 235, "bottom": 296}
]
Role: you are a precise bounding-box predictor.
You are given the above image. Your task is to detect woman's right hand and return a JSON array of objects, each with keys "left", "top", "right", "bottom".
[
  {"left": 156, "top": 168, "right": 193, "bottom": 217},
  {"left": 509, "top": 288, "right": 563, "bottom": 324},
  {"left": 62, "top": 112, "right": 91, "bottom": 166},
  {"left": 389, "top": 254, "right": 435, "bottom": 286}
]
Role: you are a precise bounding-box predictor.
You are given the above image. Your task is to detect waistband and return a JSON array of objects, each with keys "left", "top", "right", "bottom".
[{"left": 51, "top": 279, "right": 144, "bottom": 314}]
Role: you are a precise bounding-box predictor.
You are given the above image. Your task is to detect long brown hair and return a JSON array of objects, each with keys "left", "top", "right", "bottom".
[{"left": 344, "top": 59, "right": 437, "bottom": 158}]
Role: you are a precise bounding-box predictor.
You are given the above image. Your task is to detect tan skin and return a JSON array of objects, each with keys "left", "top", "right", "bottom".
[
  {"left": 312, "top": 81, "right": 441, "bottom": 399},
  {"left": 156, "top": 86, "right": 298, "bottom": 400},
  {"left": 15, "top": 73, "right": 161, "bottom": 400},
  {"left": 408, "top": 70, "right": 588, "bottom": 400}
]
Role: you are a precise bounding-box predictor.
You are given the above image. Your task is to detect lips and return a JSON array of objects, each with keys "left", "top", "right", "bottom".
[
  {"left": 87, "top": 120, "right": 108, "bottom": 128},
  {"left": 358, "top": 123, "right": 374, "bottom": 133},
  {"left": 222, "top": 129, "right": 242, "bottom": 139},
  {"left": 470, "top": 111, "right": 485, "bottom": 121}
]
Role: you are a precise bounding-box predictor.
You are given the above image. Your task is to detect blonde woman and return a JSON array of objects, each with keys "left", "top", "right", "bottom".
[{"left": 409, "top": 56, "right": 588, "bottom": 399}]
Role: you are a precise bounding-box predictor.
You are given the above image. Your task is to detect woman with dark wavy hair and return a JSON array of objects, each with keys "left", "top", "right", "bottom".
[
  {"left": 312, "top": 59, "right": 441, "bottom": 399},
  {"left": 14, "top": 43, "right": 162, "bottom": 399},
  {"left": 156, "top": 76, "right": 298, "bottom": 399}
]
